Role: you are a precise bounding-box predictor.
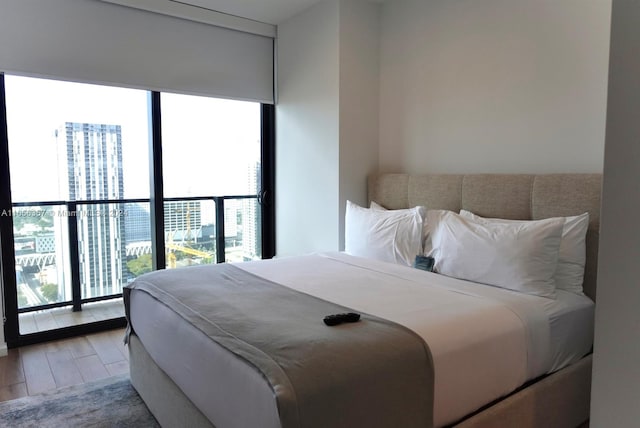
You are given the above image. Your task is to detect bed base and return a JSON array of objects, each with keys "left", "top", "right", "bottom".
[
  {"left": 129, "top": 334, "right": 215, "bottom": 428},
  {"left": 455, "top": 354, "right": 591, "bottom": 428},
  {"left": 129, "top": 333, "right": 590, "bottom": 428}
]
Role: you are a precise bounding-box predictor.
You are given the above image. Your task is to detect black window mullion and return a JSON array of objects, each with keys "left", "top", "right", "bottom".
[
  {"left": 0, "top": 74, "right": 20, "bottom": 347},
  {"left": 260, "top": 104, "right": 275, "bottom": 259},
  {"left": 67, "top": 201, "right": 82, "bottom": 312},
  {"left": 148, "top": 92, "right": 166, "bottom": 270},
  {"left": 215, "top": 197, "right": 225, "bottom": 263}
]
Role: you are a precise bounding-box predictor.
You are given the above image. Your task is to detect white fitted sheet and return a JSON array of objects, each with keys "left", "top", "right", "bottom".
[
  {"left": 129, "top": 252, "right": 594, "bottom": 428},
  {"left": 543, "top": 289, "right": 594, "bottom": 372}
]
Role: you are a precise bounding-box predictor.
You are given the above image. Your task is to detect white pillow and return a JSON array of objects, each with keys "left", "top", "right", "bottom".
[
  {"left": 345, "top": 201, "right": 425, "bottom": 266},
  {"left": 369, "top": 201, "right": 386, "bottom": 211},
  {"left": 431, "top": 211, "right": 564, "bottom": 298},
  {"left": 423, "top": 209, "right": 452, "bottom": 256},
  {"left": 460, "top": 210, "right": 589, "bottom": 295},
  {"left": 370, "top": 201, "right": 445, "bottom": 255}
]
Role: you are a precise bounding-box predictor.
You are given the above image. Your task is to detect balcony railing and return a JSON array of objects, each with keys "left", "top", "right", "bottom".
[{"left": 12, "top": 194, "right": 260, "bottom": 315}]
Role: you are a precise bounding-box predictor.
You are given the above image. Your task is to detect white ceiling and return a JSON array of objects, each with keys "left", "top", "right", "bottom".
[{"left": 172, "top": 0, "right": 324, "bottom": 25}]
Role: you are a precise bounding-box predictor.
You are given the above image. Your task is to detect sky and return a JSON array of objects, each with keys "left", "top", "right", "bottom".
[{"left": 4, "top": 75, "right": 261, "bottom": 203}]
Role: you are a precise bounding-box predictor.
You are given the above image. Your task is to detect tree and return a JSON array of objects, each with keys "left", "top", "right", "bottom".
[
  {"left": 36, "top": 214, "right": 53, "bottom": 232},
  {"left": 127, "top": 254, "right": 153, "bottom": 277},
  {"left": 40, "top": 283, "right": 59, "bottom": 302}
]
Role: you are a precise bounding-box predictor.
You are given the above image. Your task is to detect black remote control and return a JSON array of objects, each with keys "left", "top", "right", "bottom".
[{"left": 323, "top": 312, "right": 361, "bottom": 326}]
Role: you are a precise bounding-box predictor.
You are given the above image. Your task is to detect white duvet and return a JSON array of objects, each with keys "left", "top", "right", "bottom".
[{"left": 239, "top": 252, "right": 594, "bottom": 427}]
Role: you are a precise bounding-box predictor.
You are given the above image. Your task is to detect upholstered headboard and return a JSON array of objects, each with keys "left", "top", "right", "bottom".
[{"left": 368, "top": 174, "right": 602, "bottom": 301}]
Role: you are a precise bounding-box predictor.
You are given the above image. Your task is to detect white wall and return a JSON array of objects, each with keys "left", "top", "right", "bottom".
[
  {"left": 277, "top": 0, "right": 610, "bottom": 256},
  {"left": 590, "top": 0, "right": 640, "bottom": 425},
  {"left": 276, "top": 0, "right": 379, "bottom": 256},
  {"left": 379, "top": 0, "right": 611, "bottom": 174},
  {"left": 337, "top": 0, "right": 380, "bottom": 246},
  {"left": 276, "top": 0, "right": 341, "bottom": 256}
]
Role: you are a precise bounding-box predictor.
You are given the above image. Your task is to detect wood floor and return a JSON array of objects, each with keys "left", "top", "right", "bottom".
[
  {"left": 0, "top": 327, "right": 128, "bottom": 403},
  {"left": 19, "top": 299, "right": 125, "bottom": 334}
]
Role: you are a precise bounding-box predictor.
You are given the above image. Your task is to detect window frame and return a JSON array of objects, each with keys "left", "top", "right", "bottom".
[{"left": 0, "top": 74, "right": 275, "bottom": 348}]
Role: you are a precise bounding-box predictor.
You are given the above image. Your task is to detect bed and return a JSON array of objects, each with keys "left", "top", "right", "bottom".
[{"left": 125, "top": 173, "right": 601, "bottom": 428}]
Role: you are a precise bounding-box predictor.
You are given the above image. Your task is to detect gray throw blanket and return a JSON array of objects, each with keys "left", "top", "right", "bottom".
[{"left": 124, "top": 263, "right": 434, "bottom": 428}]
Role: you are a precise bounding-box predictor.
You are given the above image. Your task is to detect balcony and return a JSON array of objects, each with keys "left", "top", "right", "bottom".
[
  {"left": 12, "top": 196, "right": 261, "bottom": 336},
  {"left": 19, "top": 299, "right": 125, "bottom": 334}
]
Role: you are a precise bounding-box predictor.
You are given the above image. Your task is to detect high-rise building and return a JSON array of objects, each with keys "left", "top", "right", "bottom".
[
  {"left": 125, "top": 203, "right": 151, "bottom": 243},
  {"left": 56, "top": 122, "right": 126, "bottom": 299},
  {"left": 164, "top": 201, "right": 201, "bottom": 243},
  {"left": 242, "top": 161, "right": 261, "bottom": 260},
  {"left": 224, "top": 200, "right": 240, "bottom": 239}
]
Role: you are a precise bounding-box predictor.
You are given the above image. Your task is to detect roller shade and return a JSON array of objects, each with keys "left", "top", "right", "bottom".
[{"left": 0, "top": 0, "right": 274, "bottom": 103}]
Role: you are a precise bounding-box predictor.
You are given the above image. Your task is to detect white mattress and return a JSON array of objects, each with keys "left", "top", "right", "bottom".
[{"left": 129, "top": 252, "right": 594, "bottom": 428}]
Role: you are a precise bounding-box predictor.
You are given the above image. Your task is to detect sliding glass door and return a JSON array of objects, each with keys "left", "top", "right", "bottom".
[
  {"left": 3, "top": 76, "right": 150, "bottom": 337},
  {"left": 161, "top": 93, "right": 263, "bottom": 266}
]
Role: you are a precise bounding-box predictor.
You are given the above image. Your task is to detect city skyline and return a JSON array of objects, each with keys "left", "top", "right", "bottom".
[
  {"left": 11, "top": 131, "right": 262, "bottom": 310},
  {"left": 5, "top": 74, "right": 261, "bottom": 203},
  {"left": 7, "top": 74, "right": 264, "bottom": 312}
]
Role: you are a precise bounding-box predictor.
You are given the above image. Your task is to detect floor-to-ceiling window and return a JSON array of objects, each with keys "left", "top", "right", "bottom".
[
  {"left": 161, "top": 93, "right": 263, "bottom": 266},
  {"left": 0, "top": 74, "right": 275, "bottom": 347}
]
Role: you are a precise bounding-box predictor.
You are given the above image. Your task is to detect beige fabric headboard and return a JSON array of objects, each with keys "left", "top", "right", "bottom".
[{"left": 368, "top": 174, "right": 602, "bottom": 301}]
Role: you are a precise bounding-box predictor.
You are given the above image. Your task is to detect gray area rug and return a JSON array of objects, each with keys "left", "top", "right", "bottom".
[{"left": 0, "top": 375, "right": 159, "bottom": 427}]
